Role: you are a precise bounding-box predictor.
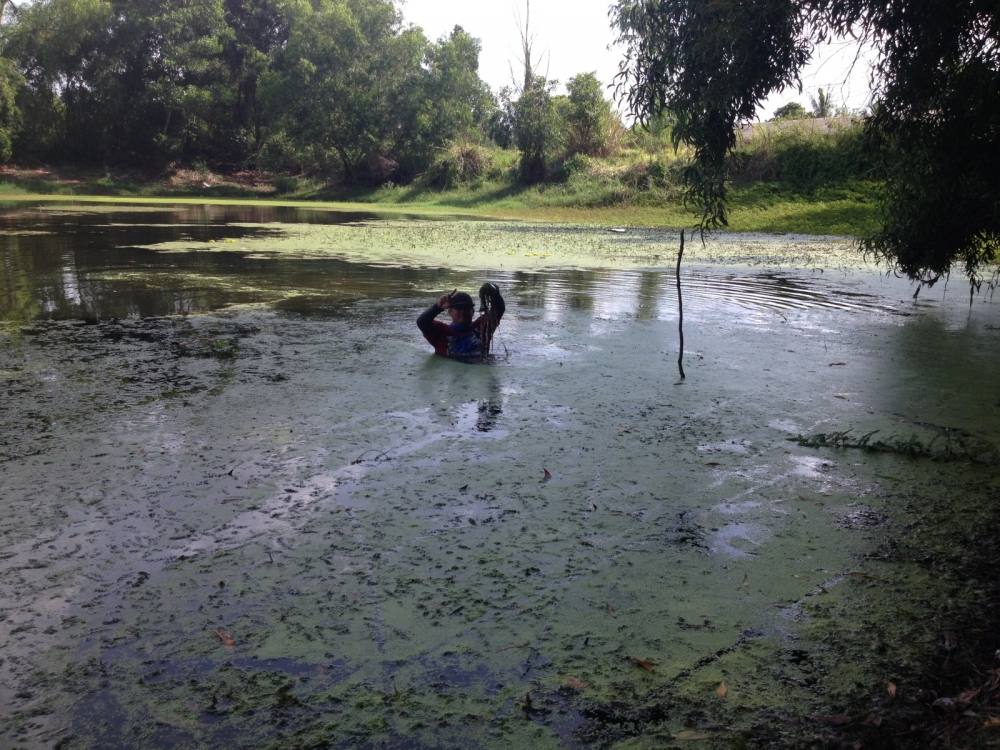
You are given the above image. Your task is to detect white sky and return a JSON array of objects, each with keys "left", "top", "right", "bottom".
[{"left": 400, "top": 0, "right": 877, "bottom": 120}]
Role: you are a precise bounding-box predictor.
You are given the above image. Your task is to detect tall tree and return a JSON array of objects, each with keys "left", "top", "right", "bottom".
[
  {"left": 222, "top": 0, "right": 290, "bottom": 157},
  {"left": 260, "top": 0, "right": 428, "bottom": 183},
  {"left": 5, "top": 0, "right": 113, "bottom": 160},
  {"left": 422, "top": 26, "right": 493, "bottom": 145},
  {"left": 772, "top": 102, "right": 807, "bottom": 120},
  {"left": 513, "top": 74, "right": 558, "bottom": 182},
  {"left": 0, "top": 57, "right": 20, "bottom": 161},
  {"left": 809, "top": 87, "right": 832, "bottom": 118},
  {"left": 509, "top": 0, "right": 558, "bottom": 182},
  {"left": 613, "top": 0, "right": 1000, "bottom": 281},
  {"left": 7, "top": 0, "right": 233, "bottom": 165},
  {"left": 563, "top": 71, "right": 618, "bottom": 157}
]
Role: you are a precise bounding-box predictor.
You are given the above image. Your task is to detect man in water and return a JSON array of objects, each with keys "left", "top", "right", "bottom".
[{"left": 417, "top": 283, "right": 505, "bottom": 362}]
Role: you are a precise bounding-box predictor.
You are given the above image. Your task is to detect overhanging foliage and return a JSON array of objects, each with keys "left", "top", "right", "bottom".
[{"left": 613, "top": 0, "right": 1000, "bottom": 281}]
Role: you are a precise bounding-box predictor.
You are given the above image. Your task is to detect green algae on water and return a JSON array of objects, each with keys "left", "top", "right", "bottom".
[{"left": 133, "top": 219, "right": 864, "bottom": 273}]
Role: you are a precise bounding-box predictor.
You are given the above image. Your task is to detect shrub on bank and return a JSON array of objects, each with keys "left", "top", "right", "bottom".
[
  {"left": 423, "top": 142, "right": 496, "bottom": 189},
  {"left": 731, "top": 119, "right": 870, "bottom": 188}
]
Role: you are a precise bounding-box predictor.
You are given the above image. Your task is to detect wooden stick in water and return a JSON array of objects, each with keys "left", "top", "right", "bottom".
[{"left": 676, "top": 230, "right": 686, "bottom": 382}]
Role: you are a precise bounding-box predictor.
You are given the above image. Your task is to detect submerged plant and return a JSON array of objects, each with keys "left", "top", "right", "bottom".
[{"left": 792, "top": 428, "right": 999, "bottom": 464}]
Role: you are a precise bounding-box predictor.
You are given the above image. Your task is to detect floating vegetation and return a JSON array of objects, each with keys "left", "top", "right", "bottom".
[
  {"left": 133, "top": 219, "right": 863, "bottom": 272},
  {"left": 792, "top": 428, "right": 999, "bottom": 464}
]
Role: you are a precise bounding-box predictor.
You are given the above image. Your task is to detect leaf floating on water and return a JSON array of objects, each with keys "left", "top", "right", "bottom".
[
  {"left": 606, "top": 603, "right": 617, "bottom": 617},
  {"left": 984, "top": 716, "right": 1000, "bottom": 728},
  {"left": 716, "top": 680, "right": 728, "bottom": 699},
  {"left": 542, "top": 468, "right": 552, "bottom": 482},
  {"left": 213, "top": 627, "right": 235, "bottom": 649},
  {"left": 815, "top": 714, "right": 852, "bottom": 726},
  {"left": 887, "top": 681, "right": 898, "bottom": 698},
  {"left": 630, "top": 657, "right": 656, "bottom": 672},
  {"left": 565, "top": 676, "right": 587, "bottom": 692},
  {"left": 673, "top": 729, "right": 713, "bottom": 741},
  {"left": 828, "top": 362, "right": 847, "bottom": 367}
]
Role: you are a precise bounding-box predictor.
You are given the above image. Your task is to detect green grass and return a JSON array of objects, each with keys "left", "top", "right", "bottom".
[
  {"left": 0, "top": 127, "right": 881, "bottom": 236},
  {"left": 0, "top": 181, "right": 879, "bottom": 236}
]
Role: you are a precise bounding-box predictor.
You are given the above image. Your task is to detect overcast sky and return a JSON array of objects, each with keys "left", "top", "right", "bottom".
[{"left": 400, "top": 0, "right": 877, "bottom": 120}]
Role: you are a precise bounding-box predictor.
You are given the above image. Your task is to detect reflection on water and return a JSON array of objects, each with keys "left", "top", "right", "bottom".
[{"left": 1, "top": 202, "right": 913, "bottom": 325}]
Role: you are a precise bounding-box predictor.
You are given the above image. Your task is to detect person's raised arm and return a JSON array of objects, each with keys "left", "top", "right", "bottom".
[{"left": 417, "top": 293, "right": 452, "bottom": 334}]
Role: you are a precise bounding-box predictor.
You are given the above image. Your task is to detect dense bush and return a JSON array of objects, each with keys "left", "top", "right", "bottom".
[
  {"left": 423, "top": 142, "right": 495, "bottom": 189},
  {"left": 731, "top": 120, "right": 870, "bottom": 188}
]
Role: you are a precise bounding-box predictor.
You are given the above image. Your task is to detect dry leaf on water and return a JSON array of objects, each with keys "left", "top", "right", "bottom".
[
  {"left": 542, "top": 468, "right": 552, "bottom": 482},
  {"left": 887, "top": 681, "right": 897, "bottom": 698},
  {"left": 565, "top": 676, "right": 587, "bottom": 692},
  {"left": 630, "top": 657, "right": 656, "bottom": 672},
  {"left": 213, "top": 627, "right": 235, "bottom": 649},
  {"left": 716, "top": 680, "right": 728, "bottom": 699},
  {"left": 983, "top": 716, "right": 1000, "bottom": 728}
]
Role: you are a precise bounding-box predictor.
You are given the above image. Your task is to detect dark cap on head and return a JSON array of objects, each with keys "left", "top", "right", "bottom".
[{"left": 448, "top": 291, "right": 474, "bottom": 309}]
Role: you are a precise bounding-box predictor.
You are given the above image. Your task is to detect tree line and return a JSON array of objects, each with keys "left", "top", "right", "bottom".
[{"left": 0, "top": 0, "right": 620, "bottom": 186}]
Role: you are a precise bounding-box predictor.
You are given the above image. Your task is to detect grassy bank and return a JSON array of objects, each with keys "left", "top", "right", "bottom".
[{"left": 0, "top": 123, "right": 880, "bottom": 236}]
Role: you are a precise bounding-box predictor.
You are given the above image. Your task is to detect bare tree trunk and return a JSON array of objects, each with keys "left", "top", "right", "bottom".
[
  {"left": 521, "top": 1, "right": 532, "bottom": 92},
  {"left": 511, "top": 0, "right": 537, "bottom": 93}
]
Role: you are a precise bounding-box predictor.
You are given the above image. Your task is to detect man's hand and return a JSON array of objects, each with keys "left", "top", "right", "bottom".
[{"left": 436, "top": 293, "right": 452, "bottom": 308}]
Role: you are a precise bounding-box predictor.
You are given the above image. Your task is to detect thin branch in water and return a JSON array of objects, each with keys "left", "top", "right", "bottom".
[{"left": 676, "top": 229, "right": 686, "bottom": 382}]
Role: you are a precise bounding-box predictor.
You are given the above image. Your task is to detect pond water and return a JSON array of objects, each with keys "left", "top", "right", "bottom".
[{"left": 1, "top": 203, "right": 998, "bottom": 748}]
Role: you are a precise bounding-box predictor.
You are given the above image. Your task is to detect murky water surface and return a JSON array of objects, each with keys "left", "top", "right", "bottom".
[{"left": 1, "top": 203, "right": 998, "bottom": 747}]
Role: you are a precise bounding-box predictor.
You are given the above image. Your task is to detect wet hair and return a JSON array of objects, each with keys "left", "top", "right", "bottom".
[{"left": 448, "top": 291, "right": 474, "bottom": 310}]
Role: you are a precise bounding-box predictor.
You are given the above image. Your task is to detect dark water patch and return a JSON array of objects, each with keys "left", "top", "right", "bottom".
[{"left": 0, "top": 203, "right": 917, "bottom": 324}]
